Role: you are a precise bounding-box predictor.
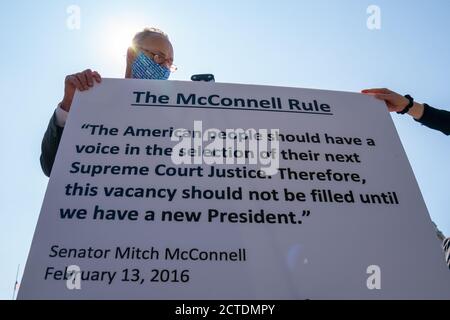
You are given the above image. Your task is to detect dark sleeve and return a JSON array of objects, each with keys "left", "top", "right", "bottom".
[
  {"left": 40, "top": 112, "right": 64, "bottom": 177},
  {"left": 414, "top": 104, "right": 450, "bottom": 135}
]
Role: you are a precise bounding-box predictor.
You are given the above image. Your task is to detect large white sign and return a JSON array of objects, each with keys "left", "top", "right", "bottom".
[{"left": 19, "top": 79, "right": 450, "bottom": 299}]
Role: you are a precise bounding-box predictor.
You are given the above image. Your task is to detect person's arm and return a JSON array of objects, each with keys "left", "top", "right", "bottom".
[
  {"left": 39, "top": 69, "right": 101, "bottom": 177},
  {"left": 413, "top": 103, "right": 450, "bottom": 136},
  {"left": 40, "top": 110, "right": 65, "bottom": 177},
  {"left": 361, "top": 88, "right": 450, "bottom": 135}
]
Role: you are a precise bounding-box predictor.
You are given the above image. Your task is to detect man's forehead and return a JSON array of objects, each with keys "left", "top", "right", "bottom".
[{"left": 141, "top": 34, "right": 173, "bottom": 52}]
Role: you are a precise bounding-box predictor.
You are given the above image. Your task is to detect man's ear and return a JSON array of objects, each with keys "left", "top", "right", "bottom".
[
  {"left": 125, "top": 47, "right": 137, "bottom": 78},
  {"left": 127, "top": 47, "right": 137, "bottom": 65}
]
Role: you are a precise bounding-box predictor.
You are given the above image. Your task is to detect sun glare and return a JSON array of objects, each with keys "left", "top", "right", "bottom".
[{"left": 99, "top": 17, "right": 150, "bottom": 65}]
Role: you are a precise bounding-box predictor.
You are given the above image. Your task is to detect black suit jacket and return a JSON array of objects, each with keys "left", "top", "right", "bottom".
[
  {"left": 40, "top": 111, "right": 64, "bottom": 177},
  {"left": 415, "top": 104, "right": 450, "bottom": 135}
]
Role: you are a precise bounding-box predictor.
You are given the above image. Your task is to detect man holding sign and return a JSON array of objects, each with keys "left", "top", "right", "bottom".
[
  {"left": 40, "top": 27, "right": 175, "bottom": 177},
  {"left": 27, "top": 26, "right": 450, "bottom": 300}
]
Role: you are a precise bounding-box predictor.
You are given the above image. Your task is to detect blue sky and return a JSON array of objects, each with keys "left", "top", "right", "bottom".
[{"left": 1, "top": 0, "right": 449, "bottom": 299}]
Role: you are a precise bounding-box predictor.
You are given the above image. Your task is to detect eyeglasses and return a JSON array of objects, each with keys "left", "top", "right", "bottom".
[{"left": 138, "top": 47, "right": 178, "bottom": 72}]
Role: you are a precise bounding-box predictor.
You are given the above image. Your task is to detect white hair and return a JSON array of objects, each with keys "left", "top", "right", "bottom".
[{"left": 132, "top": 27, "right": 169, "bottom": 49}]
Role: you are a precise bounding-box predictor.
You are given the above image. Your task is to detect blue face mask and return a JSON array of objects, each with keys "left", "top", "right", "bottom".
[{"left": 132, "top": 52, "right": 171, "bottom": 80}]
